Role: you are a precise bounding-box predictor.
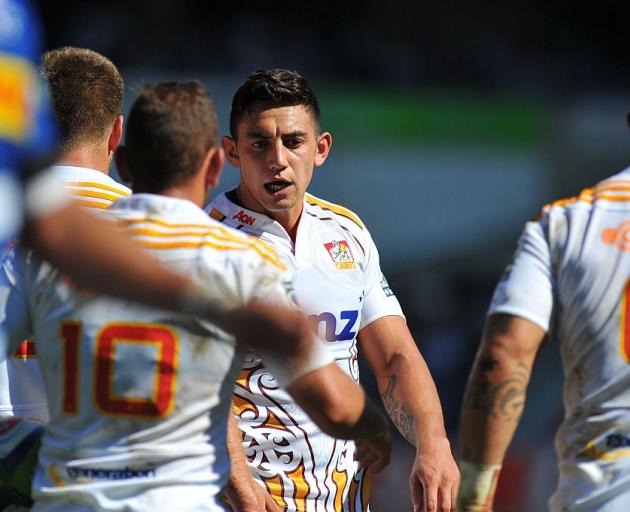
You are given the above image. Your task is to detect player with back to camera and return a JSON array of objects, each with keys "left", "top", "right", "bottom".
[
  {"left": 207, "top": 68, "right": 459, "bottom": 512},
  {"left": 1, "top": 46, "right": 132, "bottom": 426},
  {"left": 0, "top": 1, "right": 283, "bottom": 350},
  {"left": 2, "top": 80, "right": 391, "bottom": 511},
  {"left": 1, "top": 10, "right": 308, "bottom": 509},
  {"left": 458, "top": 116, "right": 630, "bottom": 511},
  {"left": 0, "top": 45, "right": 131, "bottom": 510},
  {"left": 0, "top": 13, "right": 343, "bottom": 510}
]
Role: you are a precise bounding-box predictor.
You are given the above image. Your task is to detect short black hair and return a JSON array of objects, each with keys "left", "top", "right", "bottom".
[
  {"left": 124, "top": 80, "right": 218, "bottom": 192},
  {"left": 229, "top": 68, "right": 321, "bottom": 138}
]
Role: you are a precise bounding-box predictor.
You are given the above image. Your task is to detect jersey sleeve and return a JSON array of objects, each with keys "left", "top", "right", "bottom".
[
  {"left": 359, "top": 227, "right": 404, "bottom": 330},
  {"left": 488, "top": 216, "right": 555, "bottom": 332},
  {"left": 0, "top": 246, "right": 32, "bottom": 356}
]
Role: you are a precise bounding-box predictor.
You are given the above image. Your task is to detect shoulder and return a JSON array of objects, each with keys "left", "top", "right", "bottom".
[
  {"left": 113, "top": 207, "right": 286, "bottom": 273},
  {"left": 541, "top": 170, "right": 630, "bottom": 217},
  {"left": 200, "top": 222, "right": 287, "bottom": 273},
  {"left": 304, "top": 193, "right": 366, "bottom": 232},
  {"left": 53, "top": 166, "right": 131, "bottom": 210}
]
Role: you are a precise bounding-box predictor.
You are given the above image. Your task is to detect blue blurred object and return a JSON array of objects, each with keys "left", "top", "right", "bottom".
[{"left": 0, "top": 0, "right": 57, "bottom": 245}]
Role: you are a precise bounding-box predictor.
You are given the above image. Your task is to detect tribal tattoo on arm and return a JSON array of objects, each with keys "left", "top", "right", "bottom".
[
  {"left": 381, "top": 374, "right": 416, "bottom": 445},
  {"left": 463, "top": 358, "right": 529, "bottom": 422}
]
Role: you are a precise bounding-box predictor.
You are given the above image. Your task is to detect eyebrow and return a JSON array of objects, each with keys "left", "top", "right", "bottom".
[
  {"left": 245, "top": 130, "right": 309, "bottom": 139},
  {"left": 246, "top": 130, "right": 271, "bottom": 139}
]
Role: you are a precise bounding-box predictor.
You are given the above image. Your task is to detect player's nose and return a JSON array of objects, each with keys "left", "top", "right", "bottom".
[{"left": 268, "top": 139, "right": 289, "bottom": 170}]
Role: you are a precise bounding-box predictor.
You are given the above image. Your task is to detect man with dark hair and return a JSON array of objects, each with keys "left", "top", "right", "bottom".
[
  {"left": 122, "top": 80, "right": 218, "bottom": 193},
  {"left": 3, "top": 79, "right": 390, "bottom": 511},
  {"left": 207, "top": 68, "right": 459, "bottom": 512},
  {"left": 0, "top": 48, "right": 343, "bottom": 509}
]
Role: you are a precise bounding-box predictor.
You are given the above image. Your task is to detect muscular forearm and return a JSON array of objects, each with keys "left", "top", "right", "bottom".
[
  {"left": 288, "top": 363, "right": 388, "bottom": 440},
  {"left": 459, "top": 314, "right": 543, "bottom": 464},
  {"left": 223, "top": 411, "right": 265, "bottom": 511},
  {"left": 459, "top": 348, "right": 532, "bottom": 464},
  {"left": 359, "top": 316, "right": 448, "bottom": 446},
  {"left": 379, "top": 350, "right": 446, "bottom": 447},
  {"left": 457, "top": 314, "right": 544, "bottom": 511}
]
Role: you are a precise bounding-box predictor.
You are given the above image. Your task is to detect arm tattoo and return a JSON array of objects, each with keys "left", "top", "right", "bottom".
[
  {"left": 381, "top": 374, "right": 416, "bottom": 445},
  {"left": 463, "top": 358, "right": 529, "bottom": 422}
]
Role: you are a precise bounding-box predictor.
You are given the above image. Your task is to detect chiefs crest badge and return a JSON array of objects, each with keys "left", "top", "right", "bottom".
[{"left": 324, "top": 240, "right": 355, "bottom": 270}]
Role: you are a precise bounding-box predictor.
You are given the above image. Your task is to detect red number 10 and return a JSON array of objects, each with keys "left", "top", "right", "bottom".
[
  {"left": 60, "top": 321, "right": 179, "bottom": 418},
  {"left": 621, "top": 280, "right": 630, "bottom": 363}
]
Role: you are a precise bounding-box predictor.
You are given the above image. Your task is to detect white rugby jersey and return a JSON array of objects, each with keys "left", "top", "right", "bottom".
[
  {"left": 0, "top": 165, "right": 130, "bottom": 423},
  {"left": 2, "top": 193, "right": 292, "bottom": 511},
  {"left": 489, "top": 168, "right": 630, "bottom": 511},
  {"left": 207, "top": 191, "right": 404, "bottom": 512}
]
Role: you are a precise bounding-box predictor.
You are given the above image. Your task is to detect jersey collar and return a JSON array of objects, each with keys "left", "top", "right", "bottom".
[{"left": 209, "top": 190, "right": 293, "bottom": 239}]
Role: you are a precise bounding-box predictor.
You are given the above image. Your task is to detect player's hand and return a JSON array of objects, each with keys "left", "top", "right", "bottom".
[
  {"left": 354, "top": 429, "right": 391, "bottom": 473},
  {"left": 221, "top": 482, "right": 265, "bottom": 512},
  {"left": 409, "top": 435, "right": 459, "bottom": 512},
  {"left": 254, "top": 484, "right": 283, "bottom": 512}
]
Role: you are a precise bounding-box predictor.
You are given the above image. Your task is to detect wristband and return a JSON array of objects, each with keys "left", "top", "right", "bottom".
[
  {"left": 261, "top": 334, "right": 334, "bottom": 388},
  {"left": 457, "top": 461, "right": 501, "bottom": 511}
]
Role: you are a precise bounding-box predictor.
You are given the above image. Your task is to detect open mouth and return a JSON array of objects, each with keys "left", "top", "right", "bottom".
[{"left": 264, "top": 181, "right": 291, "bottom": 193}]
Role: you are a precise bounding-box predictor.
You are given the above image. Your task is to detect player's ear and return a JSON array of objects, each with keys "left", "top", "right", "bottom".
[
  {"left": 222, "top": 135, "right": 240, "bottom": 168},
  {"left": 204, "top": 147, "right": 225, "bottom": 189},
  {"left": 108, "top": 115, "right": 124, "bottom": 154},
  {"left": 314, "top": 132, "right": 332, "bottom": 167},
  {"left": 115, "top": 146, "right": 131, "bottom": 184}
]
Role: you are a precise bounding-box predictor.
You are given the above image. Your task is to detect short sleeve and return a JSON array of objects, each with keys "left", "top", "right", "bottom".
[
  {"left": 488, "top": 218, "right": 554, "bottom": 332},
  {"left": 0, "top": 246, "right": 32, "bottom": 355},
  {"left": 359, "top": 228, "right": 404, "bottom": 330}
]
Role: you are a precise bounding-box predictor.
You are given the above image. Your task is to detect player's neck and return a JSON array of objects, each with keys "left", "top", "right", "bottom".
[
  {"left": 273, "top": 209, "right": 302, "bottom": 244},
  {"left": 232, "top": 187, "right": 303, "bottom": 243},
  {"left": 58, "top": 145, "right": 111, "bottom": 174}
]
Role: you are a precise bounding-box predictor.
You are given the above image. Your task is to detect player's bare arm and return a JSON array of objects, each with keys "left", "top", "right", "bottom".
[
  {"left": 261, "top": 329, "right": 392, "bottom": 464},
  {"left": 358, "top": 314, "right": 459, "bottom": 512},
  {"left": 458, "top": 314, "right": 545, "bottom": 511},
  {"left": 223, "top": 412, "right": 280, "bottom": 512},
  {"left": 23, "top": 202, "right": 190, "bottom": 311}
]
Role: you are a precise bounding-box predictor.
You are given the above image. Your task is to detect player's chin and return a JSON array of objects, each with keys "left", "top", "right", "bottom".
[{"left": 265, "top": 197, "right": 296, "bottom": 212}]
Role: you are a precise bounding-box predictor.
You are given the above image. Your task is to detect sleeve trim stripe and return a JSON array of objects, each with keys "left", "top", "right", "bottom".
[
  {"left": 137, "top": 239, "right": 286, "bottom": 270},
  {"left": 305, "top": 193, "right": 364, "bottom": 229},
  {"left": 69, "top": 189, "right": 124, "bottom": 202},
  {"left": 65, "top": 181, "right": 131, "bottom": 197},
  {"left": 487, "top": 306, "right": 549, "bottom": 333},
  {"left": 118, "top": 219, "right": 285, "bottom": 269}
]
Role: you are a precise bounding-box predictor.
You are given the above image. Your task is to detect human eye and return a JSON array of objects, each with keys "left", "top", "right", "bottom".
[
  {"left": 284, "top": 137, "right": 304, "bottom": 149},
  {"left": 251, "top": 139, "right": 269, "bottom": 149}
]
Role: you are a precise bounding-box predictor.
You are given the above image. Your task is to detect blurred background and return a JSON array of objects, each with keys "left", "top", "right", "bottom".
[{"left": 38, "top": 1, "right": 630, "bottom": 509}]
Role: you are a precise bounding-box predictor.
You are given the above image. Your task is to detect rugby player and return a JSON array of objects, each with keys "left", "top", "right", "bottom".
[
  {"left": 0, "top": 3, "right": 297, "bottom": 358},
  {"left": 1, "top": 46, "right": 131, "bottom": 424},
  {"left": 0, "top": 38, "right": 386, "bottom": 509},
  {"left": 458, "top": 166, "right": 630, "bottom": 510},
  {"left": 207, "top": 69, "right": 459, "bottom": 512},
  {"left": 2, "top": 80, "right": 390, "bottom": 511}
]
